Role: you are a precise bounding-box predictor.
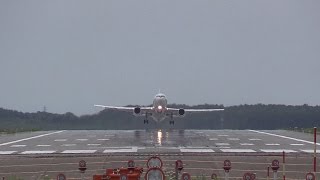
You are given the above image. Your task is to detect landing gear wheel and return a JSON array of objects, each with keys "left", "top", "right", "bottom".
[
  {"left": 169, "top": 120, "right": 175, "bottom": 125},
  {"left": 144, "top": 119, "right": 149, "bottom": 124}
]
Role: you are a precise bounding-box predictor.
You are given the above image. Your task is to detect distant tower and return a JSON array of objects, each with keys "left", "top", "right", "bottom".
[{"left": 43, "top": 106, "right": 47, "bottom": 112}]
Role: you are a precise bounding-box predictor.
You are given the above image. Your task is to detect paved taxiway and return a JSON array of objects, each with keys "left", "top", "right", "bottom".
[{"left": 0, "top": 129, "right": 319, "bottom": 179}]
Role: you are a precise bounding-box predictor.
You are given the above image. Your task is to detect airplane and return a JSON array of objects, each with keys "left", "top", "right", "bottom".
[{"left": 94, "top": 93, "right": 224, "bottom": 125}]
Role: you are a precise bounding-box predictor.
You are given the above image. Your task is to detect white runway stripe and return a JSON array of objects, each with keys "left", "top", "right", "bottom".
[
  {"left": 265, "top": 143, "right": 280, "bottom": 146},
  {"left": 54, "top": 139, "right": 67, "bottom": 142},
  {"left": 180, "top": 149, "right": 214, "bottom": 153},
  {"left": 290, "top": 144, "right": 305, "bottom": 146},
  {"left": 215, "top": 143, "right": 230, "bottom": 146},
  {"left": 220, "top": 149, "right": 256, "bottom": 153},
  {"left": 61, "top": 150, "right": 97, "bottom": 154},
  {"left": 240, "top": 143, "right": 254, "bottom": 146},
  {"left": 249, "top": 138, "right": 261, "bottom": 141},
  {"left": 103, "top": 147, "right": 138, "bottom": 153},
  {"left": 20, "top": 151, "right": 56, "bottom": 154},
  {"left": 260, "top": 149, "right": 297, "bottom": 153},
  {"left": 301, "top": 150, "right": 320, "bottom": 153},
  {"left": 61, "top": 144, "right": 76, "bottom": 147},
  {"left": 37, "top": 145, "right": 51, "bottom": 147},
  {"left": 10, "top": 145, "right": 26, "bottom": 147},
  {"left": 0, "top": 131, "right": 65, "bottom": 146},
  {"left": 249, "top": 130, "right": 320, "bottom": 145},
  {"left": 0, "top": 151, "right": 16, "bottom": 155},
  {"left": 218, "top": 135, "right": 229, "bottom": 137},
  {"left": 228, "top": 138, "right": 240, "bottom": 141},
  {"left": 209, "top": 138, "right": 218, "bottom": 141},
  {"left": 76, "top": 139, "right": 88, "bottom": 141},
  {"left": 87, "top": 144, "right": 101, "bottom": 146},
  {"left": 97, "top": 139, "right": 109, "bottom": 141}
]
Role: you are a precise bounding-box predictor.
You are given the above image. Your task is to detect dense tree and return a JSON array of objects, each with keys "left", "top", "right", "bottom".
[{"left": 0, "top": 104, "right": 320, "bottom": 131}]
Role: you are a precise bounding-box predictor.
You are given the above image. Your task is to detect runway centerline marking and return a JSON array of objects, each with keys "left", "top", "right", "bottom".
[
  {"left": 76, "top": 139, "right": 88, "bottom": 141},
  {"left": 290, "top": 144, "right": 304, "bottom": 146},
  {"left": 97, "top": 139, "right": 109, "bottom": 141},
  {"left": 249, "top": 130, "right": 320, "bottom": 145},
  {"left": 0, "top": 131, "right": 65, "bottom": 146},
  {"left": 249, "top": 138, "right": 261, "bottom": 141}
]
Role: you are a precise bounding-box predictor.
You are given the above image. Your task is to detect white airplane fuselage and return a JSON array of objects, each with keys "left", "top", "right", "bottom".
[{"left": 151, "top": 93, "right": 168, "bottom": 122}]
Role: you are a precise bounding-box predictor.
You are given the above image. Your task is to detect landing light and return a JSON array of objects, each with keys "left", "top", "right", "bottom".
[{"left": 158, "top": 106, "right": 162, "bottom": 110}]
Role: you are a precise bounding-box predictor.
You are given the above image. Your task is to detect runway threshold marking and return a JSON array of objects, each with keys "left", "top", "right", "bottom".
[
  {"left": 220, "top": 149, "right": 256, "bottom": 153},
  {"left": 20, "top": 151, "right": 56, "bottom": 154},
  {"left": 103, "top": 147, "right": 138, "bottom": 153},
  {"left": 0, "top": 151, "right": 16, "bottom": 154},
  {"left": 61, "top": 150, "right": 97, "bottom": 154},
  {"left": 0, "top": 130, "right": 65, "bottom": 146},
  {"left": 260, "top": 149, "right": 297, "bottom": 153},
  {"left": 180, "top": 149, "right": 214, "bottom": 153},
  {"left": 300, "top": 150, "right": 320, "bottom": 153},
  {"left": 249, "top": 130, "right": 320, "bottom": 145}
]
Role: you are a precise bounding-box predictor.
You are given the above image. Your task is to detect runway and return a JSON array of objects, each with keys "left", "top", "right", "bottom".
[
  {"left": 0, "top": 129, "right": 319, "bottom": 179},
  {"left": 0, "top": 129, "right": 319, "bottom": 154}
]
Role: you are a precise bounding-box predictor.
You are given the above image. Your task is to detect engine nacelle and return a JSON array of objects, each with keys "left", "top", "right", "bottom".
[
  {"left": 178, "top": 109, "right": 185, "bottom": 116},
  {"left": 134, "top": 107, "right": 141, "bottom": 115}
]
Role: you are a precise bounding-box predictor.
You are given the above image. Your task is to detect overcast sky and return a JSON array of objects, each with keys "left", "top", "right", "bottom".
[{"left": 0, "top": 1, "right": 319, "bottom": 115}]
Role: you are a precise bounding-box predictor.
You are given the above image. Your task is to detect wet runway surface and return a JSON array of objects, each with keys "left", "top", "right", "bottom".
[
  {"left": 0, "top": 129, "right": 319, "bottom": 154},
  {"left": 0, "top": 129, "right": 319, "bottom": 179}
]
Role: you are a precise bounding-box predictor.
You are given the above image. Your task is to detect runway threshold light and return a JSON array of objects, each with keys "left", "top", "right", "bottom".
[
  {"left": 306, "top": 172, "right": 315, "bottom": 180},
  {"left": 78, "top": 160, "right": 87, "bottom": 173}
]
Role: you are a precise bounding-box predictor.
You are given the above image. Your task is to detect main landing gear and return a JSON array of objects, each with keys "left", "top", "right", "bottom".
[
  {"left": 169, "top": 113, "right": 174, "bottom": 125},
  {"left": 144, "top": 113, "right": 149, "bottom": 124}
]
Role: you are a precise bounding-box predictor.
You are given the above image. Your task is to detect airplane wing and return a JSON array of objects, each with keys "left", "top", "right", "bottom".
[
  {"left": 166, "top": 107, "right": 224, "bottom": 117},
  {"left": 94, "top": 105, "right": 153, "bottom": 115},
  {"left": 94, "top": 105, "right": 134, "bottom": 112},
  {"left": 167, "top": 108, "right": 224, "bottom": 112}
]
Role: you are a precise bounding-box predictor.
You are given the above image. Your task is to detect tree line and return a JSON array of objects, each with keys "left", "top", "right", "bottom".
[{"left": 0, "top": 104, "right": 319, "bottom": 132}]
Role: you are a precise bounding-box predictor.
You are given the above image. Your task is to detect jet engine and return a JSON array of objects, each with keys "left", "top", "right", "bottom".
[
  {"left": 178, "top": 109, "right": 185, "bottom": 116},
  {"left": 134, "top": 107, "right": 141, "bottom": 115}
]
